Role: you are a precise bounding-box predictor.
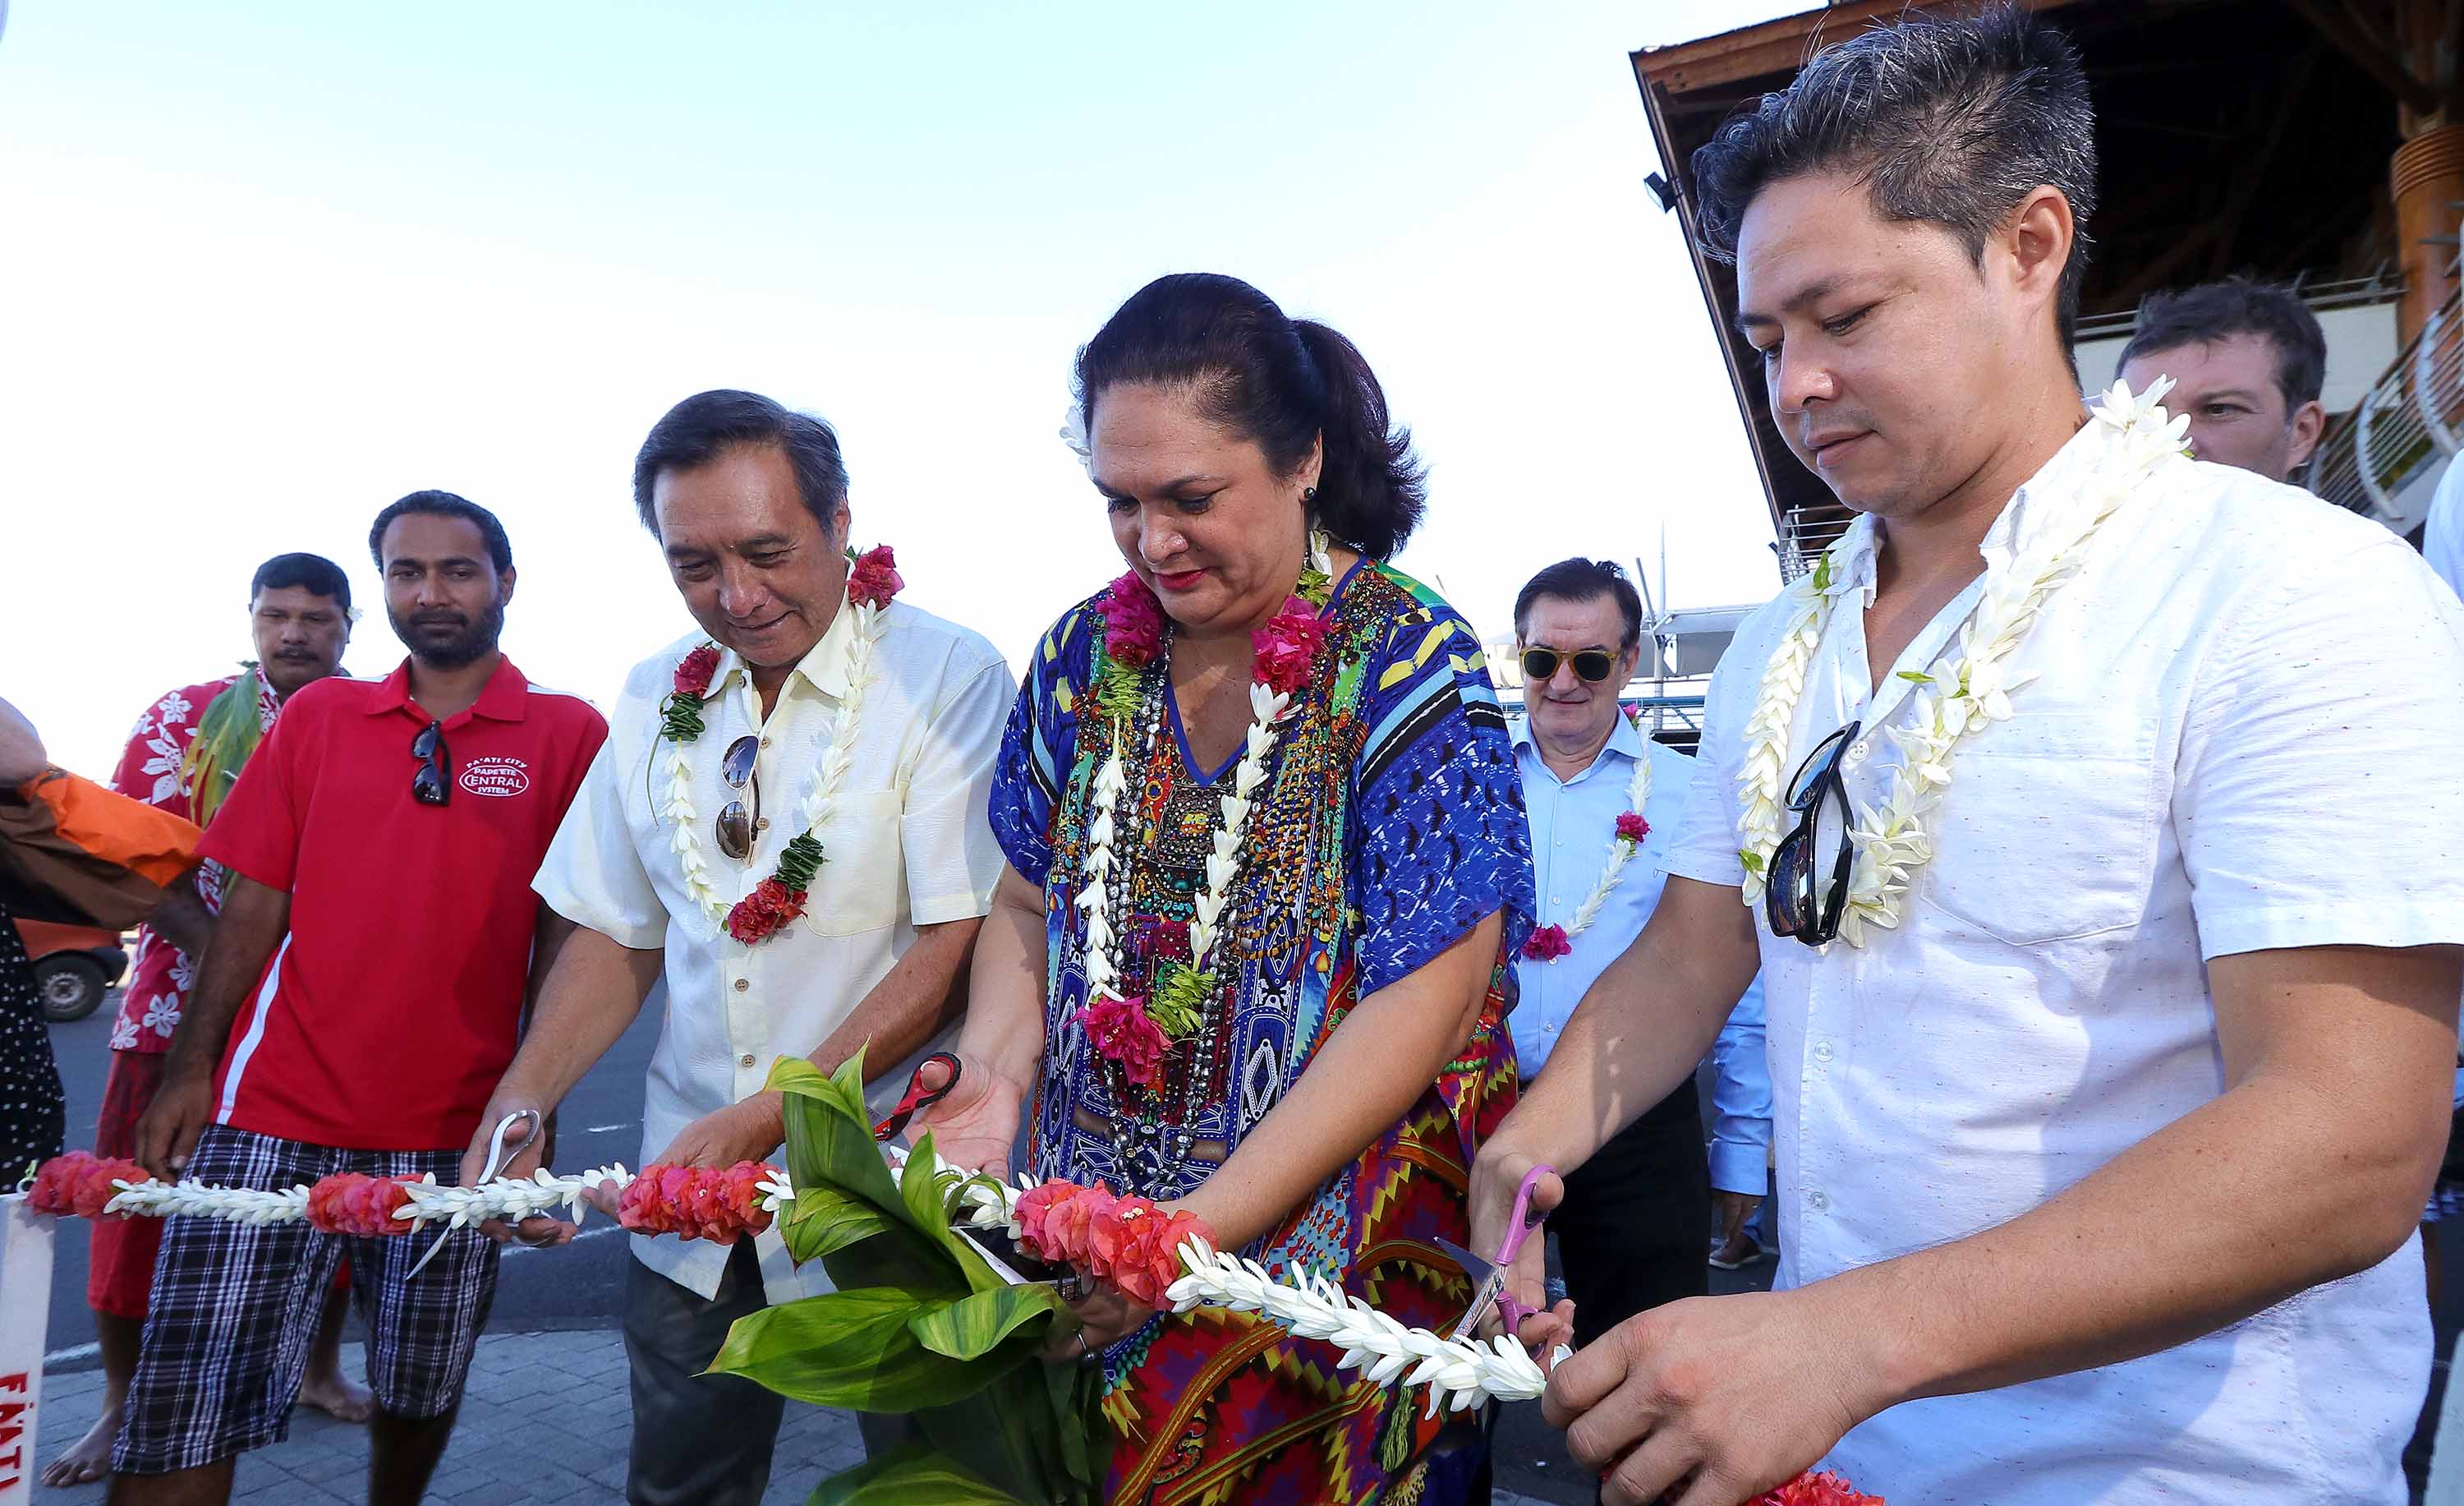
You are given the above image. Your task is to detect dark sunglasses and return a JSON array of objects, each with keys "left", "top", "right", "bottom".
[
  {"left": 715, "top": 735, "right": 761, "bottom": 862},
  {"left": 1520, "top": 647, "right": 1618, "bottom": 684},
  {"left": 1765, "top": 720, "right": 1859, "bottom": 948},
  {"left": 411, "top": 720, "right": 451, "bottom": 807}
]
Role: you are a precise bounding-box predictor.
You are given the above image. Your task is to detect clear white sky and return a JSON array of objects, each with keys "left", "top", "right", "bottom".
[{"left": 2, "top": 2, "right": 1788, "bottom": 776}]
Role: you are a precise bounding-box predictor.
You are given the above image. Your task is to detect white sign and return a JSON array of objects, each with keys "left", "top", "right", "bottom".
[{"left": 0, "top": 1195, "right": 51, "bottom": 1505}]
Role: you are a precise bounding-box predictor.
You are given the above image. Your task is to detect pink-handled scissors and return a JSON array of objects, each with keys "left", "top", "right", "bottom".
[{"left": 1433, "top": 1161, "right": 1555, "bottom": 1343}]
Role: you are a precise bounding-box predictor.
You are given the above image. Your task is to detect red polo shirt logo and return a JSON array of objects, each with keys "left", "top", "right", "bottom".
[{"left": 459, "top": 756, "right": 531, "bottom": 799}]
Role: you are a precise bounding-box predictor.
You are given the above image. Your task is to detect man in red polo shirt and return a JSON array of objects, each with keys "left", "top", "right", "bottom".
[
  {"left": 112, "top": 491, "right": 606, "bottom": 1506},
  {"left": 45, "top": 552, "right": 369, "bottom": 1492}
]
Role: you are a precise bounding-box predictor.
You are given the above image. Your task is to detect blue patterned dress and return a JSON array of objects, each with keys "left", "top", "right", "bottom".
[{"left": 990, "top": 559, "right": 1533, "bottom": 1504}]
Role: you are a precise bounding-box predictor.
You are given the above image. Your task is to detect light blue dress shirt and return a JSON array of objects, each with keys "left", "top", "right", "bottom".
[{"left": 1511, "top": 712, "right": 1772, "bottom": 1197}]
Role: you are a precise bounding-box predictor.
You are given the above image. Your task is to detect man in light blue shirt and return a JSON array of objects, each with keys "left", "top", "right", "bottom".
[{"left": 1509, "top": 559, "right": 1773, "bottom": 1341}]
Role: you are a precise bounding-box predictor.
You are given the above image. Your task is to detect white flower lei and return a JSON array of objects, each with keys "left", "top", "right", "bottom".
[
  {"left": 664, "top": 593, "right": 889, "bottom": 931},
  {"left": 900, "top": 1146, "right": 1561, "bottom": 1418},
  {"left": 1735, "top": 378, "right": 2190, "bottom": 946},
  {"left": 1076, "top": 531, "right": 1331, "bottom": 1000},
  {"left": 88, "top": 1163, "right": 795, "bottom": 1232},
  {"left": 1552, "top": 746, "right": 1651, "bottom": 951}
]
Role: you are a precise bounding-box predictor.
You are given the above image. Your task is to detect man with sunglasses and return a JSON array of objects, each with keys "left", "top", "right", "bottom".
[
  {"left": 462, "top": 391, "right": 1013, "bottom": 1504},
  {"left": 113, "top": 491, "right": 606, "bottom": 1506},
  {"left": 1506, "top": 559, "right": 1772, "bottom": 1355},
  {"left": 1470, "top": 12, "right": 2464, "bottom": 1506}
]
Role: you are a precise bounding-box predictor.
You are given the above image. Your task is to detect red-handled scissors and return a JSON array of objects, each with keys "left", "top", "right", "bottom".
[
  {"left": 1433, "top": 1161, "right": 1554, "bottom": 1343},
  {"left": 871, "top": 1052, "right": 963, "bottom": 1143}
]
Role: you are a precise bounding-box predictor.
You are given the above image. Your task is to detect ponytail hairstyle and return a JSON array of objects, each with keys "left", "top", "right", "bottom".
[{"left": 1074, "top": 274, "right": 1427, "bottom": 560}]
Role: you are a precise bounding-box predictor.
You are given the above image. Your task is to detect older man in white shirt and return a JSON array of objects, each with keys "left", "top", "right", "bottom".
[
  {"left": 464, "top": 389, "right": 1013, "bottom": 1506},
  {"left": 1473, "top": 12, "right": 2464, "bottom": 1506}
]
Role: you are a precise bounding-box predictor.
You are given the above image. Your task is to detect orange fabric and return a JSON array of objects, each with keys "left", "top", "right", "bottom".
[{"left": 19, "top": 769, "right": 200, "bottom": 886}]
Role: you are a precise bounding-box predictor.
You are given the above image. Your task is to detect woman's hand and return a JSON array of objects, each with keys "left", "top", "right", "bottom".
[
  {"left": 909, "top": 1053, "right": 1027, "bottom": 1180},
  {"left": 1038, "top": 1273, "right": 1155, "bottom": 1365}
]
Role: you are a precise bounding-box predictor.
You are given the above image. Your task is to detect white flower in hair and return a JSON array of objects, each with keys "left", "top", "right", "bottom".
[{"left": 1060, "top": 401, "right": 1093, "bottom": 474}]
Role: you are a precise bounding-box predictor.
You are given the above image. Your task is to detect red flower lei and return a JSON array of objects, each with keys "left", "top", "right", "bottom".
[{"left": 1012, "top": 1178, "right": 1216, "bottom": 1309}]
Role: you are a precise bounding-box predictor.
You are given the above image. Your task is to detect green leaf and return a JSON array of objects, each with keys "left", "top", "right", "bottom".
[
  {"left": 900, "top": 1130, "right": 1007, "bottom": 1294},
  {"left": 910, "top": 1283, "right": 1066, "bottom": 1362},
  {"left": 808, "top": 1442, "right": 1029, "bottom": 1506},
  {"left": 1739, "top": 850, "right": 1765, "bottom": 875},
  {"left": 784, "top": 1185, "right": 894, "bottom": 1264},
  {"left": 1896, "top": 670, "right": 1934, "bottom": 684},
  {"left": 708, "top": 1285, "right": 1032, "bottom": 1412}
]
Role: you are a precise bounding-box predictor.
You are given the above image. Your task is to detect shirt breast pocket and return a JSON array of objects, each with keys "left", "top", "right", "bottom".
[
  {"left": 800, "top": 790, "right": 903, "bottom": 938},
  {"left": 1915, "top": 710, "right": 2158, "bottom": 946}
]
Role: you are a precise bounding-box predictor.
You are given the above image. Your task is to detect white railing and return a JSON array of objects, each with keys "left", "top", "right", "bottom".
[{"left": 2313, "top": 266, "right": 2461, "bottom": 534}]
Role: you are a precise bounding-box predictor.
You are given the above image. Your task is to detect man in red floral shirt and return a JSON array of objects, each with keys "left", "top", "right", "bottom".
[{"left": 42, "top": 552, "right": 364, "bottom": 1490}]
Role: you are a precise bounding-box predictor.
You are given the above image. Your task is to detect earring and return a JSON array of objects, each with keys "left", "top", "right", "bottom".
[{"left": 1302, "top": 486, "right": 1317, "bottom": 504}]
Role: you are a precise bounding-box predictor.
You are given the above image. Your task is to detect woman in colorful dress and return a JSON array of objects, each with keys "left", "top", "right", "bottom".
[{"left": 921, "top": 274, "right": 1534, "bottom": 1504}]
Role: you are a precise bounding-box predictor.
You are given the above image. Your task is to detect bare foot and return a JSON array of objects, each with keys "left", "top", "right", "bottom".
[
  {"left": 298, "top": 1369, "right": 375, "bottom": 1424},
  {"left": 40, "top": 1404, "right": 119, "bottom": 1488}
]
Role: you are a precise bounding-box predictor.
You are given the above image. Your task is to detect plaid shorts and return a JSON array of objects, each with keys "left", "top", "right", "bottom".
[{"left": 113, "top": 1123, "right": 499, "bottom": 1476}]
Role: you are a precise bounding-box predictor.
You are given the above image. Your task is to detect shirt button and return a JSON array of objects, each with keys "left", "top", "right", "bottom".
[
  {"left": 740, "top": 1053, "right": 756, "bottom": 1068},
  {"left": 756, "top": 817, "right": 771, "bottom": 832},
  {"left": 733, "top": 978, "right": 749, "bottom": 993},
  {"left": 759, "top": 735, "right": 772, "bottom": 748},
  {"left": 1807, "top": 1190, "right": 1829, "bottom": 1211},
  {"left": 1846, "top": 741, "right": 1869, "bottom": 764},
  {"left": 1813, "top": 1041, "right": 1833, "bottom": 1062}
]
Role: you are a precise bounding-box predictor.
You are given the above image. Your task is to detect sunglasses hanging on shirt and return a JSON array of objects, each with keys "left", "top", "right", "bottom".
[
  {"left": 411, "top": 720, "right": 451, "bottom": 807},
  {"left": 715, "top": 734, "right": 761, "bottom": 861},
  {"left": 1766, "top": 720, "right": 1860, "bottom": 947}
]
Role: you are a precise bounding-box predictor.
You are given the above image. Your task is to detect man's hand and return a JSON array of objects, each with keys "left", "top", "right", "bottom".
[
  {"left": 457, "top": 1096, "right": 570, "bottom": 1249},
  {"left": 1468, "top": 1144, "right": 1575, "bottom": 1356},
  {"left": 1546, "top": 1288, "right": 1874, "bottom": 1506},
  {"left": 132, "top": 1066, "right": 216, "bottom": 1181},
  {"left": 647, "top": 1094, "right": 787, "bottom": 1170},
  {"left": 908, "top": 1053, "right": 1025, "bottom": 1180}
]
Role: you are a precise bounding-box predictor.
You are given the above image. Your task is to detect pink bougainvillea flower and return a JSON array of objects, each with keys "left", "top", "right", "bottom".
[
  {"left": 1751, "top": 1471, "right": 1884, "bottom": 1506},
  {"left": 1616, "top": 811, "right": 1651, "bottom": 843},
  {"left": 1011, "top": 1179, "right": 1082, "bottom": 1264},
  {"left": 1100, "top": 571, "right": 1165, "bottom": 667},
  {"left": 1521, "top": 923, "right": 1572, "bottom": 962},
  {"left": 1250, "top": 596, "right": 1327, "bottom": 698},
  {"left": 846, "top": 545, "right": 905, "bottom": 609},
  {"left": 1078, "top": 993, "right": 1169, "bottom": 1088},
  {"left": 619, "top": 1162, "right": 781, "bottom": 1242},
  {"left": 304, "top": 1173, "right": 418, "bottom": 1237},
  {"left": 26, "top": 1152, "right": 147, "bottom": 1219},
  {"left": 1041, "top": 1183, "right": 1120, "bottom": 1269}
]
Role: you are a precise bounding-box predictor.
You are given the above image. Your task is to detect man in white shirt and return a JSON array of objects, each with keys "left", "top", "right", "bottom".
[
  {"left": 1473, "top": 12, "right": 2464, "bottom": 1506},
  {"left": 1507, "top": 557, "right": 1772, "bottom": 1333},
  {"left": 462, "top": 389, "right": 1014, "bottom": 1506},
  {"left": 2425, "top": 458, "right": 2464, "bottom": 601}
]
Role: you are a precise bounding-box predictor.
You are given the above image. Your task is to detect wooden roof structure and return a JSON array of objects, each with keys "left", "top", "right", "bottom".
[{"left": 1632, "top": 0, "right": 2412, "bottom": 574}]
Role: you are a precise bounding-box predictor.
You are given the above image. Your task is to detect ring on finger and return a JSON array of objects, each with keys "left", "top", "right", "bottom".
[{"left": 1074, "top": 1330, "right": 1097, "bottom": 1368}]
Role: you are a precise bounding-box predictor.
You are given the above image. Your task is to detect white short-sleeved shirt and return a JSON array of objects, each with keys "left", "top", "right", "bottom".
[
  {"left": 536, "top": 598, "right": 1014, "bottom": 1302},
  {"left": 1665, "top": 425, "right": 2464, "bottom": 1504}
]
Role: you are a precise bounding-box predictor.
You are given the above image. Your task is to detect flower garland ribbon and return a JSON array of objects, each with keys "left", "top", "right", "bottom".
[
  {"left": 1734, "top": 379, "right": 2189, "bottom": 946},
  {"left": 661, "top": 544, "right": 904, "bottom": 944},
  {"left": 1523, "top": 735, "right": 1652, "bottom": 962},
  {"left": 1072, "top": 532, "right": 1335, "bottom": 1082}
]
